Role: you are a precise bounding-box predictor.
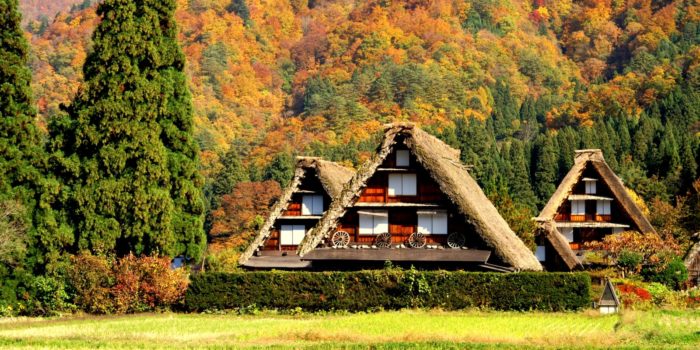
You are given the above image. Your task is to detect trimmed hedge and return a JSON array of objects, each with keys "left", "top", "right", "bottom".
[{"left": 186, "top": 270, "right": 591, "bottom": 311}]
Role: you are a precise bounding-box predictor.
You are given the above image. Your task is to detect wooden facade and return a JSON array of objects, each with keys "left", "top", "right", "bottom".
[
  {"left": 535, "top": 149, "right": 657, "bottom": 271},
  {"left": 549, "top": 167, "right": 637, "bottom": 252},
  {"left": 261, "top": 168, "right": 332, "bottom": 253},
  {"left": 322, "top": 143, "right": 487, "bottom": 251}
]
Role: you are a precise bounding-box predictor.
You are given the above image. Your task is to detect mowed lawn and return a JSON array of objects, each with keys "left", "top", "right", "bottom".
[{"left": 0, "top": 310, "right": 698, "bottom": 349}]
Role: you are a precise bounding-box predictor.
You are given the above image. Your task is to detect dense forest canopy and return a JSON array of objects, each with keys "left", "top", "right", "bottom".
[{"left": 16, "top": 0, "right": 700, "bottom": 259}]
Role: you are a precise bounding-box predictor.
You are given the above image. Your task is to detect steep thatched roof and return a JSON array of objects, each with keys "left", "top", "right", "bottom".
[
  {"left": 684, "top": 233, "right": 700, "bottom": 283},
  {"left": 297, "top": 123, "right": 542, "bottom": 271},
  {"left": 540, "top": 221, "right": 582, "bottom": 270},
  {"left": 237, "top": 157, "right": 354, "bottom": 265},
  {"left": 534, "top": 149, "right": 656, "bottom": 270}
]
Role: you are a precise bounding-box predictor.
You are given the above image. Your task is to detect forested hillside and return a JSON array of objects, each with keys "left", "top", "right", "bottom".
[{"left": 20, "top": 0, "right": 700, "bottom": 261}]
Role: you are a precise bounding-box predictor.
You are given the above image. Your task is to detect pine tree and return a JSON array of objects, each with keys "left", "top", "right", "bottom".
[
  {"left": 556, "top": 127, "right": 577, "bottom": 179},
  {"left": 49, "top": 0, "right": 205, "bottom": 259},
  {"left": 507, "top": 141, "right": 538, "bottom": 211},
  {"left": 617, "top": 116, "right": 632, "bottom": 158},
  {"left": 210, "top": 144, "right": 249, "bottom": 206},
  {"left": 491, "top": 79, "right": 518, "bottom": 139},
  {"left": 264, "top": 152, "right": 294, "bottom": 188},
  {"left": 533, "top": 134, "right": 559, "bottom": 207},
  {"left": 517, "top": 96, "right": 538, "bottom": 141},
  {"left": 0, "top": 0, "right": 63, "bottom": 273},
  {"left": 680, "top": 136, "right": 698, "bottom": 192}
]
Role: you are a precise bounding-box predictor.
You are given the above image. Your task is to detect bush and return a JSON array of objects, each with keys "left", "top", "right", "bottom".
[
  {"left": 617, "top": 283, "right": 652, "bottom": 309},
  {"left": 66, "top": 253, "right": 189, "bottom": 314},
  {"left": 24, "top": 276, "right": 71, "bottom": 316},
  {"left": 643, "top": 258, "right": 688, "bottom": 290},
  {"left": 67, "top": 254, "right": 113, "bottom": 314},
  {"left": 186, "top": 271, "right": 591, "bottom": 312}
]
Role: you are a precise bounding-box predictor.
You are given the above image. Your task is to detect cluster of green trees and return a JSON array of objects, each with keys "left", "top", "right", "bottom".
[{"left": 0, "top": 0, "right": 203, "bottom": 314}]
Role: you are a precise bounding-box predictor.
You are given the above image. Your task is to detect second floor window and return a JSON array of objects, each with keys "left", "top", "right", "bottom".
[
  {"left": 302, "top": 195, "right": 323, "bottom": 215},
  {"left": 571, "top": 200, "right": 586, "bottom": 215},
  {"left": 388, "top": 173, "right": 417, "bottom": 196},
  {"left": 596, "top": 200, "right": 611, "bottom": 215}
]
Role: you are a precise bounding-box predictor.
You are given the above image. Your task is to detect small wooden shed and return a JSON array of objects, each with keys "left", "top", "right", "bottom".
[{"left": 598, "top": 279, "right": 620, "bottom": 314}]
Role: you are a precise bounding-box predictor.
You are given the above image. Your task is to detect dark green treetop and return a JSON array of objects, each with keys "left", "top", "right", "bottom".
[{"left": 49, "top": 0, "right": 205, "bottom": 260}]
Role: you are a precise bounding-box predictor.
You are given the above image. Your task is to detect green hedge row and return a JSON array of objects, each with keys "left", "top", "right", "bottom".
[{"left": 185, "top": 270, "right": 591, "bottom": 311}]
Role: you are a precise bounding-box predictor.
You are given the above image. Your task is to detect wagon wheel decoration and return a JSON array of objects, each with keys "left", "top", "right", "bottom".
[
  {"left": 447, "top": 232, "right": 466, "bottom": 248},
  {"left": 374, "top": 232, "right": 392, "bottom": 248},
  {"left": 331, "top": 231, "right": 350, "bottom": 248},
  {"left": 408, "top": 232, "right": 427, "bottom": 248}
]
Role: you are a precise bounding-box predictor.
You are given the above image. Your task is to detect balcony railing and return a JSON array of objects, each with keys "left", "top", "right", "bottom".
[{"left": 555, "top": 214, "right": 612, "bottom": 222}]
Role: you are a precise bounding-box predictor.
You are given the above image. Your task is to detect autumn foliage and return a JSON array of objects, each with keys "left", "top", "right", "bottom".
[
  {"left": 209, "top": 180, "right": 281, "bottom": 251},
  {"left": 67, "top": 254, "right": 188, "bottom": 314},
  {"left": 585, "top": 231, "right": 682, "bottom": 274}
]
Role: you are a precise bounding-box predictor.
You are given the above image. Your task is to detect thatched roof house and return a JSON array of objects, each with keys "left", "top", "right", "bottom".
[
  {"left": 684, "top": 235, "right": 700, "bottom": 286},
  {"left": 238, "top": 157, "right": 354, "bottom": 268},
  {"left": 297, "top": 123, "right": 542, "bottom": 271},
  {"left": 534, "top": 149, "right": 656, "bottom": 270}
]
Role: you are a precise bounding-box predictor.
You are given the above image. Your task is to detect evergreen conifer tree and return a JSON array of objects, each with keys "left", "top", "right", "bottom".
[
  {"left": 0, "top": 0, "right": 65, "bottom": 273},
  {"left": 49, "top": 0, "right": 205, "bottom": 259},
  {"left": 507, "top": 141, "right": 538, "bottom": 210},
  {"left": 680, "top": 136, "right": 698, "bottom": 192},
  {"left": 533, "top": 134, "right": 559, "bottom": 206},
  {"left": 264, "top": 152, "right": 294, "bottom": 188}
]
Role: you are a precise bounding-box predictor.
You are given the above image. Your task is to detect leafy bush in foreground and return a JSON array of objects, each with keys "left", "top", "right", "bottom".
[
  {"left": 66, "top": 254, "right": 188, "bottom": 314},
  {"left": 186, "top": 270, "right": 591, "bottom": 312}
]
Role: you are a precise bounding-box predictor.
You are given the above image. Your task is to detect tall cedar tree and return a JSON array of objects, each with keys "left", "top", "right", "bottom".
[
  {"left": 0, "top": 0, "right": 64, "bottom": 273},
  {"left": 49, "top": 0, "right": 205, "bottom": 259}
]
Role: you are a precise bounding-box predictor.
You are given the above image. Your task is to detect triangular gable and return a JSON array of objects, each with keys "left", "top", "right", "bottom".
[
  {"left": 534, "top": 149, "right": 656, "bottom": 270},
  {"left": 298, "top": 123, "right": 542, "bottom": 271},
  {"left": 238, "top": 157, "right": 354, "bottom": 265},
  {"left": 536, "top": 149, "right": 656, "bottom": 234}
]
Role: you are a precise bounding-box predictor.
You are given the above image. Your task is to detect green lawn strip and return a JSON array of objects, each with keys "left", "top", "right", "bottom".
[{"left": 0, "top": 310, "right": 696, "bottom": 349}]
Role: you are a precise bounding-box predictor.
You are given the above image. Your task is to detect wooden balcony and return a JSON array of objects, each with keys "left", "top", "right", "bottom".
[{"left": 557, "top": 214, "right": 612, "bottom": 222}]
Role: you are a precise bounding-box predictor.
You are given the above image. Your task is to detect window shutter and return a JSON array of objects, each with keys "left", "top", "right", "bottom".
[
  {"left": 312, "top": 195, "right": 323, "bottom": 215},
  {"left": 536, "top": 246, "right": 546, "bottom": 261},
  {"left": 280, "top": 225, "right": 294, "bottom": 245},
  {"left": 402, "top": 174, "right": 417, "bottom": 196},
  {"left": 388, "top": 174, "right": 402, "bottom": 196},
  {"left": 374, "top": 211, "right": 389, "bottom": 234},
  {"left": 417, "top": 213, "right": 432, "bottom": 234},
  {"left": 571, "top": 200, "right": 585, "bottom": 215},
  {"left": 432, "top": 211, "right": 448, "bottom": 234},
  {"left": 292, "top": 225, "right": 306, "bottom": 245},
  {"left": 359, "top": 212, "right": 374, "bottom": 234},
  {"left": 301, "top": 195, "right": 313, "bottom": 215},
  {"left": 561, "top": 227, "right": 574, "bottom": 242},
  {"left": 396, "top": 150, "right": 410, "bottom": 167},
  {"left": 586, "top": 181, "right": 596, "bottom": 194}
]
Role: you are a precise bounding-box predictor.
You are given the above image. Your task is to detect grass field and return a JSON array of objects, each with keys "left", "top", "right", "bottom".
[{"left": 0, "top": 310, "right": 698, "bottom": 349}]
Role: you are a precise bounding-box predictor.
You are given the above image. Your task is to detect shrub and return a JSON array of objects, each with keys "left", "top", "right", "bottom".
[
  {"left": 186, "top": 271, "right": 591, "bottom": 312},
  {"left": 137, "top": 256, "right": 189, "bottom": 310},
  {"left": 617, "top": 250, "right": 643, "bottom": 275},
  {"left": 25, "top": 276, "right": 71, "bottom": 316},
  {"left": 66, "top": 254, "right": 114, "bottom": 314},
  {"left": 66, "top": 253, "right": 189, "bottom": 314},
  {"left": 617, "top": 283, "right": 652, "bottom": 309},
  {"left": 643, "top": 258, "right": 688, "bottom": 290}
]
